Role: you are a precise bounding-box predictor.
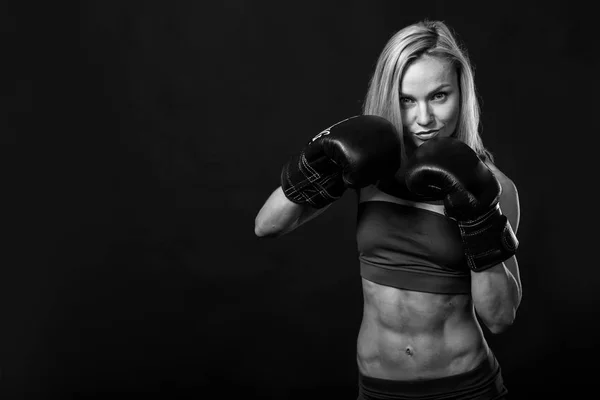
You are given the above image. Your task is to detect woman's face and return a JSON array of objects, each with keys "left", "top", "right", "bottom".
[{"left": 399, "top": 55, "right": 460, "bottom": 148}]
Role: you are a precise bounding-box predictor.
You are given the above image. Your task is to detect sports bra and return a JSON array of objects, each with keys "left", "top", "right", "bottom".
[{"left": 356, "top": 183, "right": 471, "bottom": 294}]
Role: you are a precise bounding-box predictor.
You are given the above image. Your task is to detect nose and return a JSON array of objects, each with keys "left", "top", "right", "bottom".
[{"left": 416, "top": 103, "right": 434, "bottom": 126}]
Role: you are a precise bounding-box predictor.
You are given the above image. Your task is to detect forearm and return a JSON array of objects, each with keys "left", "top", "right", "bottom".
[
  {"left": 471, "top": 259, "right": 521, "bottom": 334},
  {"left": 254, "top": 187, "right": 327, "bottom": 238}
]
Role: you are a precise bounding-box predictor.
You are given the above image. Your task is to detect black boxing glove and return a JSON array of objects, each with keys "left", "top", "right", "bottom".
[
  {"left": 404, "top": 137, "right": 518, "bottom": 272},
  {"left": 281, "top": 115, "right": 402, "bottom": 209}
]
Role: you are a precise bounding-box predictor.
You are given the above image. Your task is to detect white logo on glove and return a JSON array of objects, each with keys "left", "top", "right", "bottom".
[
  {"left": 308, "top": 116, "right": 359, "bottom": 144},
  {"left": 310, "top": 129, "right": 330, "bottom": 143}
]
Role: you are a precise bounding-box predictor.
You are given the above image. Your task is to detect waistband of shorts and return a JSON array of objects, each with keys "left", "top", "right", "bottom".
[{"left": 358, "top": 354, "right": 506, "bottom": 399}]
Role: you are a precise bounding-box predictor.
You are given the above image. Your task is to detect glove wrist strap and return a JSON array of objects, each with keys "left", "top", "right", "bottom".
[
  {"left": 457, "top": 204, "right": 519, "bottom": 272},
  {"left": 280, "top": 151, "right": 345, "bottom": 209}
]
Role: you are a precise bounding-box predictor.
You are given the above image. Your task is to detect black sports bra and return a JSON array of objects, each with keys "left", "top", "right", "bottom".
[{"left": 356, "top": 184, "right": 471, "bottom": 294}]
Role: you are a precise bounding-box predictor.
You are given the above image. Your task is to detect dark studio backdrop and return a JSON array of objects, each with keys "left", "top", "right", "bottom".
[{"left": 4, "top": 0, "right": 598, "bottom": 399}]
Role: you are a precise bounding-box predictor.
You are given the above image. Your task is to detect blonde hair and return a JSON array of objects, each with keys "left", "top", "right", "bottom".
[{"left": 363, "top": 20, "right": 493, "bottom": 163}]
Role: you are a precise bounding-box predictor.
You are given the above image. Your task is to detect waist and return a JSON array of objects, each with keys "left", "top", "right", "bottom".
[
  {"left": 358, "top": 351, "right": 506, "bottom": 399},
  {"left": 357, "top": 324, "right": 487, "bottom": 381}
]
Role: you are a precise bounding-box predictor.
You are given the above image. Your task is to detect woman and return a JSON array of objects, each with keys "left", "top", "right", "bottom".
[{"left": 255, "top": 20, "right": 521, "bottom": 400}]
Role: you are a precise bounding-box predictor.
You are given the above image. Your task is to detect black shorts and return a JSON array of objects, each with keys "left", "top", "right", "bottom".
[{"left": 357, "top": 355, "right": 508, "bottom": 400}]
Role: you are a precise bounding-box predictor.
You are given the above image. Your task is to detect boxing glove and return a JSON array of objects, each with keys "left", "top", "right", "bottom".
[
  {"left": 281, "top": 115, "right": 402, "bottom": 209},
  {"left": 404, "top": 137, "right": 518, "bottom": 272}
]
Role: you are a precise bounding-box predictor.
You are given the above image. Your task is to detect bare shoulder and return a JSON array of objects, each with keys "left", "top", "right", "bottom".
[
  {"left": 485, "top": 162, "right": 520, "bottom": 232},
  {"left": 485, "top": 163, "right": 518, "bottom": 196}
]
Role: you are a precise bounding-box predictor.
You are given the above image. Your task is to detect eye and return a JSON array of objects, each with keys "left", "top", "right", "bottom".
[
  {"left": 399, "top": 97, "right": 415, "bottom": 107},
  {"left": 432, "top": 92, "right": 448, "bottom": 101}
]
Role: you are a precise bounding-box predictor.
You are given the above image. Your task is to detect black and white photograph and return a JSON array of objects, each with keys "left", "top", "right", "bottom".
[{"left": 4, "top": 1, "right": 597, "bottom": 399}]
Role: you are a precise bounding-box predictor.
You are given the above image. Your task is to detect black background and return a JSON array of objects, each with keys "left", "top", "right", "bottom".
[{"left": 4, "top": 1, "right": 598, "bottom": 399}]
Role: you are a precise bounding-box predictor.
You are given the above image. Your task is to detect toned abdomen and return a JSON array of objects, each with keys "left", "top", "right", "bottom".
[{"left": 357, "top": 278, "right": 489, "bottom": 380}]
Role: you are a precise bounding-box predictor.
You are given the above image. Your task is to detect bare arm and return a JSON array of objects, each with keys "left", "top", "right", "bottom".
[
  {"left": 471, "top": 169, "right": 522, "bottom": 334},
  {"left": 254, "top": 186, "right": 331, "bottom": 238},
  {"left": 254, "top": 115, "right": 403, "bottom": 238}
]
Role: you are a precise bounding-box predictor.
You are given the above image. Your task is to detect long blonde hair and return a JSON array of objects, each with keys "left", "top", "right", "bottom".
[{"left": 363, "top": 20, "right": 493, "bottom": 163}]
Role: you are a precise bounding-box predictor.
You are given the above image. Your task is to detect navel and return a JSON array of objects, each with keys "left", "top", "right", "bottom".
[{"left": 405, "top": 347, "right": 414, "bottom": 357}]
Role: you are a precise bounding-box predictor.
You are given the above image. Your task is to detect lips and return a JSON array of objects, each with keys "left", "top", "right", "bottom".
[{"left": 414, "top": 130, "right": 439, "bottom": 140}]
